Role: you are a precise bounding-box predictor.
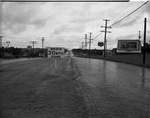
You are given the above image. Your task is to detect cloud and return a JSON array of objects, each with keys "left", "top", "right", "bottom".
[
  {"left": 118, "top": 15, "right": 140, "bottom": 27},
  {"left": 114, "top": 33, "right": 137, "bottom": 42},
  {"left": 1, "top": 2, "right": 150, "bottom": 49},
  {"left": 119, "top": 2, "right": 150, "bottom": 27},
  {"left": 2, "top": 3, "right": 48, "bottom": 34},
  {"left": 144, "top": 2, "right": 150, "bottom": 16},
  {"left": 53, "top": 24, "right": 85, "bottom": 35}
]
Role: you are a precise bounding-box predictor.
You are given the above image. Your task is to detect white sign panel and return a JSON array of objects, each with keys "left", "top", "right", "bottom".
[
  {"left": 117, "top": 40, "right": 141, "bottom": 53},
  {"left": 47, "top": 47, "right": 65, "bottom": 58}
]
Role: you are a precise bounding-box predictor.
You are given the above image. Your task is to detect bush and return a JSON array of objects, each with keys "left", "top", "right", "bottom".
[{"left": 3, "top": 53, "right": 14, "bottom": 59}]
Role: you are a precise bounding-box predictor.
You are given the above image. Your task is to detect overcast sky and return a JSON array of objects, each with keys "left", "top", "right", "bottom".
[{"left": 0, "top": 0, "right": 150, "bottom": 49}]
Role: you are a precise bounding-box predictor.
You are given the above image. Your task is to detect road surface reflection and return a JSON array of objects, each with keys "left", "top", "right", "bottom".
[{"left": 74, "top": 57, "right": 150, "bottom": 118}]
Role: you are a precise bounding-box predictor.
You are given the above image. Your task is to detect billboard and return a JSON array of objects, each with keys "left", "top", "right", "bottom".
[
  {"left": 117, "top": 40, "right": 141, "bottom": 53},
  {"left": 47, "top": 47, "right": 65, "bottom": 58}
]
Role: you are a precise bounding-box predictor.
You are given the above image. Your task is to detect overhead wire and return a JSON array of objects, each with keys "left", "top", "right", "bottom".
[
  {"left": 110, "top": 0, "right": 149, "bottom": 27},
  {"left": 82, "top": 3, "right": 126, "bottom": 45},
  {"left": 91, "top": 0, "right": 149, "bottom": 43},
  {"left": 92, "top": 32, "right": 103, "bottom": 40},
  {"left": 87, "top": 2, "right": 136, "bottom": 42},
  {"left": 110, "top": 2, "right": 133, "bottom": 25},
  {"left": 89, "top": 3, "right": 128, "bottom": 41}
]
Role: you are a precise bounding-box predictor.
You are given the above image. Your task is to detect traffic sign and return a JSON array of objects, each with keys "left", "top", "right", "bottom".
[{"left": 47, "top": 47, "right": 65, "bottom": 58}]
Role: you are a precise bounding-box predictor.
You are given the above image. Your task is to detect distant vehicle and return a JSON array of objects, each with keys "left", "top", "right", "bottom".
[{"left": 117, "top": 40, "right": 141, "bottom": 53}]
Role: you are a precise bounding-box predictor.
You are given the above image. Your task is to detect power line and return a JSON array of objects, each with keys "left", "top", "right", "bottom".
[
  {"left": 110, "top": 0, "right": 149, "bottom": 27},
  {"left": 87, "top": 1, "right": 149, "bottom": 42},
  {"left": 111, "top": 2, "right": 133, "bottom": 24},
  {"left": 88, "top": 3, "right": 137, "bottom": 41},
  {"left": 92, "top": 32, "right": 103, "bottom": 40}
]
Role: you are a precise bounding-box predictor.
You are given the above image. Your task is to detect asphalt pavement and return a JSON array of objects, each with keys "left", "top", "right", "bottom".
[
  {"left": 1, "top": 56, "right": 150, "bottom": 118},
  {"left": 73, "top": 57, "right": 150, "bottom": 118},
  {"left": 0, "top": 57, "right": 87, "bottom": 118}
]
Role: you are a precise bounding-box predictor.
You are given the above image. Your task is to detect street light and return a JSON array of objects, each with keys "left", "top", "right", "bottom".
[
  {"left": 41, "top": 37, "right": 45, "bottom": 57},
  {"left": 6, "top": 41, "right": 10, "bottom": 48}
]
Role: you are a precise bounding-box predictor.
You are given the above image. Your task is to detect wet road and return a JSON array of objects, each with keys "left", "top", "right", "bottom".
[
  {"left": 0, "top": 57, "right": 86, "bottom": 118},
  {"left": 74, "top": 57, "right": 150, "bottom": 118}
]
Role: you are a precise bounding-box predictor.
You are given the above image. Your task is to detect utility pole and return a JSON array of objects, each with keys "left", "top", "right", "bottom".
[
  {"left": 41, "top": 37, "right": 44, "bottom": 50},
  {"left": 143, "top": 18, "right": 147, "bottom": 64},
  {"left": 139, "top": 31, "right": 141, "bottom": 40},
  {"left": 82, "top": 42, "right": 84, "bottom": 49},
  {"left": 85, "top": 34, "right": 87, "bottom": 49},
  {"left": 139, "top": 31, "right": 142, "bottom": 49},
  {"left": 101, "top": 19, "right": 111, "bottom": 58},
  {"left": 41, "top": 37, "right": 45, "bottom": 57},
  {"left": 89, "top": 32, "right": 93, "bottom": 58},
  {"left": 30, "top": 41, "right": 37, "bottom": 57}
]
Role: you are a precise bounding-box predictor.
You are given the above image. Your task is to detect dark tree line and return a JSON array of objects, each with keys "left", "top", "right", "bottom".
[
  {"left": 72, "top": 49, "right": 103, "bottom": 56},
  {"left": 0, "top": 47, "right": 22, "bottom": 58},
  {"left": 0, "top": 47, "right": 68, "bottom": 59},
  {"left": 0, "top": 47, "right": 46, "bottom": 58}
]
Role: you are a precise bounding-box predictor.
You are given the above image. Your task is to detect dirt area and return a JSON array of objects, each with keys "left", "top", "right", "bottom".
[{"left": 0, "top": 58, "right": 88, "bottom": 118}]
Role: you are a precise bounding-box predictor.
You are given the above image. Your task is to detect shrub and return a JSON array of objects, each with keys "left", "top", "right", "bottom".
[{"left": 3, "top": 53, "right": 14, "bottom": 59}]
